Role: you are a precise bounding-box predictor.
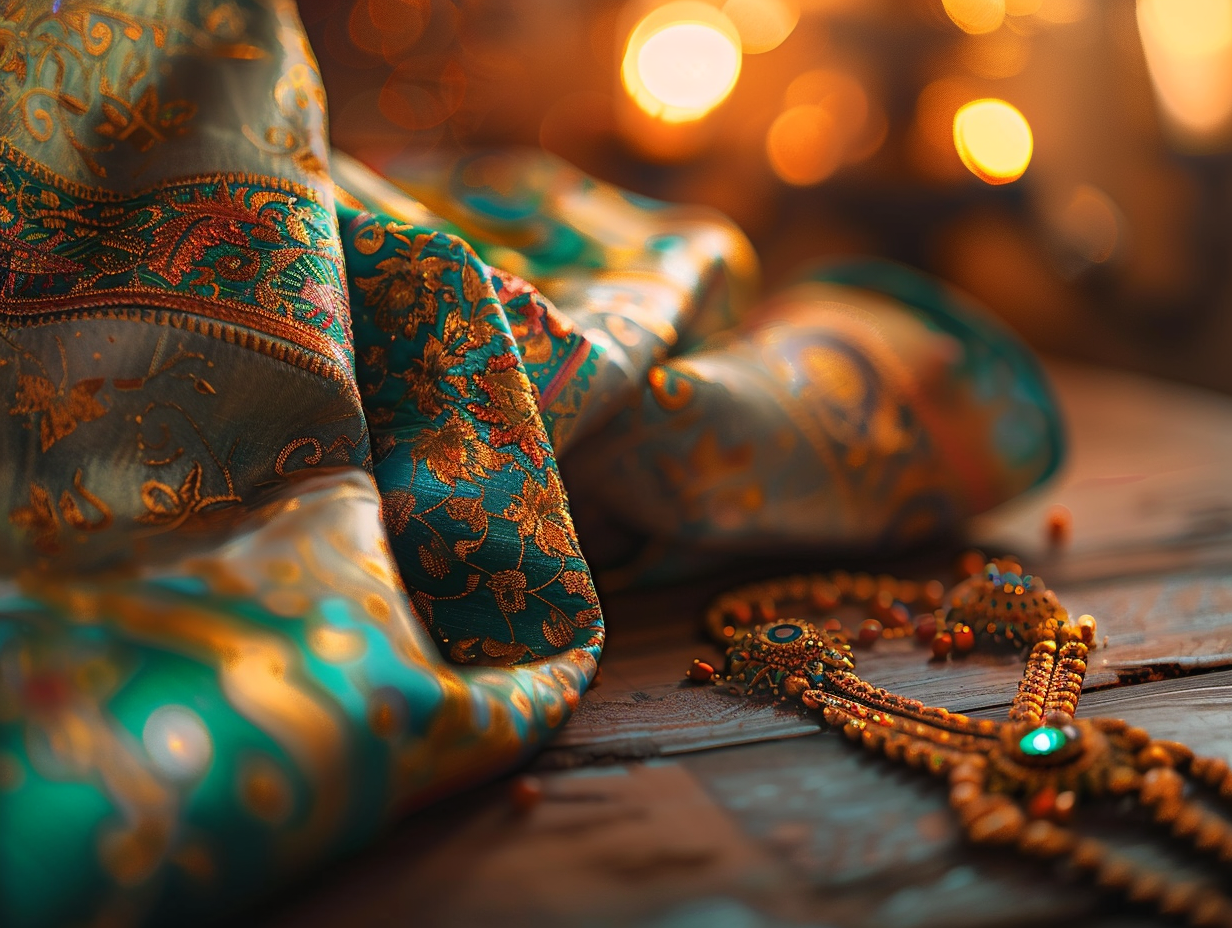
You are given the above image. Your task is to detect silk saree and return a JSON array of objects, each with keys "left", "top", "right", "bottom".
[{"left": 0, "top": 2, "right": 1062, "bottom": 926}]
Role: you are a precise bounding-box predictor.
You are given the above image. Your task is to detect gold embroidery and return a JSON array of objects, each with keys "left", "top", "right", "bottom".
[
  {"left": 354, "top": 233, "right": 451, "bottom": 338},
  {"left": 59, "top": 468, "right": 112, "bottom": 532},
  {"left": 0, "top": 140, "right": 354, "bottom": 374},
  {"left": 10, "top": 371, "right": 106, "bottom": 451},
  {"left": 0, "top": 3, "right": 249, "bottom": 176},
  {"left": 9, "top": 468, "right": 113, "bottom": 554},
  {"left": 487, "top": 570, "right": 527, "bottom": 613},
  {"left": 9, "top": 482, "right": 58, "bottom": 554},
  {"left": 410, "top": 412, "right": 513, "bottom": 487},
  {"left": 503, "top": 469, "right": 578, "bottom": 560},
  {"left": 137, "top": 461, "right": 238, "bottom": 528}
]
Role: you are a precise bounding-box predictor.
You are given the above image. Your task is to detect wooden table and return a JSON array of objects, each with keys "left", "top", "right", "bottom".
[{"left": 253, "top": 361, "right": 1232, "bottom": 928}]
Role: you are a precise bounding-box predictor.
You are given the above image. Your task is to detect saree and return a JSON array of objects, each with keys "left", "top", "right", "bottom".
[{"left": 0, "top": 2, "right": 1061, "bottom": 926}]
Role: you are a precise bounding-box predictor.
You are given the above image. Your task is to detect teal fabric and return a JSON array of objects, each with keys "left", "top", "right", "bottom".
[{"left": 0, "top": 3, "right": 1064, "bottom": 926}]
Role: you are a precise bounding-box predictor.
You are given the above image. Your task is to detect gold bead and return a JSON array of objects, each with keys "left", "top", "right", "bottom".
[
  {"left": 967, "top": 802, "right": 1026, "bottom": 844},
  {"left": 1137, "top": 743, "right": 1176, "bottom": 769},
  {"left": 1172, "top": 804, "right": 1205, "bottom": 839},
  {"left": 1094, "top": 856, "right": 1135, "bottom": 890},
  {"left": 949, "top": 762, "right": 986, "bottom": 786},
  {"left": 1017, "top": 819, "right": 1074, "bottom": 857},
  {"left": 1159, "top": 881, "right": 1202, "bottom": 917},
  {"left": 957, "top": 793, "right": 1011, "bottom": 828},
  {"left": 1107, "top": 766, "right": 1141, "bottom": 794},
  {"left": 1152, "top": 739, "right": 1195, "bottom": 766},
  {"left": 950, "top": 781, "right": 981, "bottom": 809},
  {"left": 1140, "top": 767, "right": 1185, "bottom": 806},
  {"left": 1194, "top": 818, "right": 1225, "bottom": 853},
  {"left": 1190, "top": 892, "right": 1232, "bottom": 928},
  {"left": 1202, "top": 758, "right": 1230, "bottom": 787},
  {"left": 1126, "top": 870, "right": 1166, "bottom": 904},
  {"left": 1070, "top": 838, "right": 1106, "bottom": 870}
]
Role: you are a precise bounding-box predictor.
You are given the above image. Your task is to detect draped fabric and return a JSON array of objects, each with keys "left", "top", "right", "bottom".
[{"left": 0, "top": 3, "right": 1062, "bottom": 926}]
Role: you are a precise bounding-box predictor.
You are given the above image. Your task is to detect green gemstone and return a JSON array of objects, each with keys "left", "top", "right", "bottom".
[{"left": 1019, "top": 726, "right": 1067, "bottom": 756}]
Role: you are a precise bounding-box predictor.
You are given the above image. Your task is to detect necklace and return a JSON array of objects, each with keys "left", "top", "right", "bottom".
[{"left": 693, "top": 558, "right": 1232, "bottom": 927}]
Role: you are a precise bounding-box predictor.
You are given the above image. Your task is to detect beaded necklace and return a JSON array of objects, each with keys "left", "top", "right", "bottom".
[{"left": 692, "top": 559, "right": 1232, "bottom": 927}]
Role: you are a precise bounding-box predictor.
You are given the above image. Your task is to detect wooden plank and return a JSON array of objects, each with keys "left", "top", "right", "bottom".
[
  {"left": 969, "top": 360, "right": 1232, "bottom": 585},
  {"left": 258, "top": 666, "right": 1232, "bottom": 928},
  {"left": 252, "top": 760, "right": 782, "bottom": 928}
]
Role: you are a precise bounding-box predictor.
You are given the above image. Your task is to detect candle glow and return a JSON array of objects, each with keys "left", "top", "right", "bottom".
[
  {"left": 953, "top": 98, "right": 1033, "bottom": 185},
  {"left": 621, "top": 2, "right": 743, "bottom": 123}
]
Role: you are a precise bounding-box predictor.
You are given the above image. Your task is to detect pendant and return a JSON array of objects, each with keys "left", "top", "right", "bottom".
[{"left": 693, "top": 560, "right": 1232, "bottom": 927}]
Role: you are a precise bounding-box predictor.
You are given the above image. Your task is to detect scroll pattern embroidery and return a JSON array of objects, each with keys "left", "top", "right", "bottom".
[{"left": 0, "top": 141, "right": 353, "bottom": 368}]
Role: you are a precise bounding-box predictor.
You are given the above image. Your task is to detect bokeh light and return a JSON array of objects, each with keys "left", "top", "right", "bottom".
[
  {"left": 1137, "top": 0, "right": 1232, "bottom": 147},
  {"left": 143, "top": 705, "right": 213, "bottom": 782},
  {"left": 910, "top": 78, "right": 977, "bottom": 180},
  {"left": 1055, "top": 184, "right": 1122, "bottom": 264},
  {"left": 721, "top": 0, "right": 800, "bottom": 54},
  {"left": 767, "top": 104, "right": 843, "bottom": 185},
  {"left": 953, "top": 98, "right": 1033, "bottom": 184},
  {"left": 622, "top": 2, "right": 743, "bottom": 123},
  {"left": 942, "top": 0, "right": 1006, "bottom": 35},
  {"left": 768, "top": 68, "right": 883, "bottom": 183}
]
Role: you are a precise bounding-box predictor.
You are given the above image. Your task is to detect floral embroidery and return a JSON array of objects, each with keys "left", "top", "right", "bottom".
[
  {"left": 95, "top": 85, "right": 197, "bottom": 153},
  {"left": 487, "top": 570, "right": 527, "bottom": 613},
  {"left": 409, "top": 412, "right": 512, "bottom": 488},
  {"left": 345, "top": 207, "right": 602, "bottom": 664},
  {"left": 504, "top": 470, "right": 577, "bottom": 561},
  {"left": 354, "top": 232, "right": 456, "bottom": 339},
  {"left": 0, "top": 2, "right": 267, "bottom": 177},
  {"left": 10, "top": 371, "right": 107, "bottom": 451}
]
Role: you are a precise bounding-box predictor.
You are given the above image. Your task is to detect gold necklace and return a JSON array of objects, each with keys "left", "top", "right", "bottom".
[{"left": 694, "top": 559, "right": 1232, "bottom": 928}]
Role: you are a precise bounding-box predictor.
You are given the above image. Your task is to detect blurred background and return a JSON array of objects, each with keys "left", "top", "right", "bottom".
[{"left": 298, "top": 0, "right": 1232, "bottom": 394}]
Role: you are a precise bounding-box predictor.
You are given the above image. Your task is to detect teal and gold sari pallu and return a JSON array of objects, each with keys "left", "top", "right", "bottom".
[{"left": 0, "top": 2, "right": 1061, "bottom": 926}]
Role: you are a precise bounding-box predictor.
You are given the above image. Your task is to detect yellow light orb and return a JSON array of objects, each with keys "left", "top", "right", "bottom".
[
  {"left": 721, "top": 0, "right": 800, "bottom": 54},
  {"left": 1137, "top": 0, "right": 1232, "bottom": 146},
  {"left": 622, "top": 2, "right": 743, "bottom": 123},
  {"left": 943, "top": 0, "right": 1006, "bottom": 34},
  {"left": 953, "top": 98, "right": 1033, "bottom": 184}
]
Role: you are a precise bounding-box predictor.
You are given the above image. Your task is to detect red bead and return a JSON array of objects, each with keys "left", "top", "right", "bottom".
[
  {"left": 822, "top": 617, "right": 844, "bottom": 635},
  {"left": 921, "top": 580, "right": 945, "bottom": 611},
  {"left": 887, "top": 602, "right": 911, "bottom": 628},
  {"left": 953, "top": 624, "right": 976, "bottom": 653},
  {"left": 857, "top": 619, "right": 883, "bottom": 647},
  {"left": 510, "top": 775, "right": 543, "bottom": 812},
  {"left": 932, "top": 632, "right": 953, "bottom": 659},
  {"left": 688, "top": 660, "right": 716, "bottom": 683},
  {"left": 1028, "top": 786, "right": 1057, "bottom": 819},
  {"left": 915, "top": 615, "right": 938, "bottom": 645}
]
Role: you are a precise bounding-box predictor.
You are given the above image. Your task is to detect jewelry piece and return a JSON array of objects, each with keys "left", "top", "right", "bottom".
[{"left": 693, "top": 561, "right": 1232, "bottom": 928}]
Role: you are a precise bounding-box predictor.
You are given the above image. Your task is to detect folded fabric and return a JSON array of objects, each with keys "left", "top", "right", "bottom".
[{"left": 0, "top": 3, "right": 1062, "bottom": 926}]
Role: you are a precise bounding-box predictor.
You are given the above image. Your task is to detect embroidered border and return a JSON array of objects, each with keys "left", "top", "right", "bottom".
[{"left": 0, "top": 141, "right": 353, "bottom": 366}]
